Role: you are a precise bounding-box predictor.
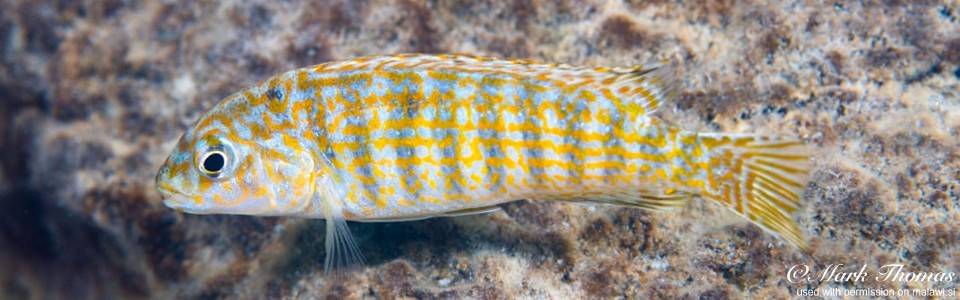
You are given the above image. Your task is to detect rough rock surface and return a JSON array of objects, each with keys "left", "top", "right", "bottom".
[{"left": 1, "top": 1, "right": 958, "bottom": 299}]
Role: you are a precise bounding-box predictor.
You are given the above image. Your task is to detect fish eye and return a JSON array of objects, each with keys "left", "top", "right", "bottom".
[{"left": 198, "top": 149, "right": 228, "bottom": 178}]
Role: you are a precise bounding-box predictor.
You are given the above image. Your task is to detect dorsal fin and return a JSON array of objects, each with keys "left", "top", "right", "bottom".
[
  {"left": 312, "top": 54, "right": 678, "bottom": 115},
  {"left": 596, "top": 61, "right": 677, "bottom": 114}
]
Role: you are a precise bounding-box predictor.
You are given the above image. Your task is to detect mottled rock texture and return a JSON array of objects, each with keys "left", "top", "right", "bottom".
[{"left": 1, "top": 0, "right": 958, "bottom": 299}]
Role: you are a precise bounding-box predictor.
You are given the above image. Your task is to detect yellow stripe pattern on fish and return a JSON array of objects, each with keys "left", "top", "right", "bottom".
[
  {"left": 314, "top": 55, "right": 680, "bottom": 215},
  {"left": 156, "top": 54, "right": 812, "bottom": 273}
]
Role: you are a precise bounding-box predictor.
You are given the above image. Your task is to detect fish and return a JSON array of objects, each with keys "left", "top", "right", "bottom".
[{"left": 155, "top": 54, "right": 812, "bottom": 274}]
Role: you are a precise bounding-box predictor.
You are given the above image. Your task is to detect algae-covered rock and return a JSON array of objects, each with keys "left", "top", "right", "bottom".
[{"left": 1, "top": 1, "right": 957, "bottom": 298}]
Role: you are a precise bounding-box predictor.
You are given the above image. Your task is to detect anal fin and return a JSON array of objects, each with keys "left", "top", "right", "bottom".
[
  {"left": 358, "top": 206, "right": 502, "bottom": 222},
  {"left": 544, "top": 188, "right": 693, "bottom": 211},
  {"left": 442, "top": 206, "right": 502, "bottom": 217}
]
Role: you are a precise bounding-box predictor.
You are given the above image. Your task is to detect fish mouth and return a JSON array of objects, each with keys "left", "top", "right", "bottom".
[
  {"left": 156, "top": 182, "right": 190, "bottom": 209},
  {"left": 156, "top": 181, "right": 180, "bottom": 198},
  {"left": 155, "top": 183, "right": 213, "bottom": 214}
]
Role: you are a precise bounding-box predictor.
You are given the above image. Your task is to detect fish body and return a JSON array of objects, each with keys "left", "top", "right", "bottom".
[{"left": 156, "top": 54, "right": 812, "bottom": 272}]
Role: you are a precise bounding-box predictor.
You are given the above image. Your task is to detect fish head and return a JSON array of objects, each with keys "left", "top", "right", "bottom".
[{"left": 156, "top": 98, "right": 316, "bottom": 216}]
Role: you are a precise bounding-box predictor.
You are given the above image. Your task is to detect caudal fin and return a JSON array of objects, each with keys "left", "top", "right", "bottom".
[{"left": 698, "top": 133, "right": 812, "bottom": 250}]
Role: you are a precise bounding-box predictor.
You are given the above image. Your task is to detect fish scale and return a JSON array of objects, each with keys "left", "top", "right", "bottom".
[
  {"left": 311, "top": 66, "right": 670, "bottom": 216},
  {"left": 156, "top": 54, "right": 813, "bottom": 274}
]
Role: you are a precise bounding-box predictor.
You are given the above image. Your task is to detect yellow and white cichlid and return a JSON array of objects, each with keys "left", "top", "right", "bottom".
[{"left": 155, "top": 54, "right": 812, "bottom": 272}]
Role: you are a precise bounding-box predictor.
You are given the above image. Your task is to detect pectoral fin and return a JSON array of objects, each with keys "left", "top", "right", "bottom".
[
  {"left": 317, "top": 176, "right": 364, "bottom": 278},
  {"left": 323, "top": 212, "right": 364, "bottom": 278}
]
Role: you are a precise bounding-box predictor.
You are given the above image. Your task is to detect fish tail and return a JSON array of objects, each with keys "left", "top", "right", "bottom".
[{"left": 698, "top": 133, "right": 812, "bottom": 250}]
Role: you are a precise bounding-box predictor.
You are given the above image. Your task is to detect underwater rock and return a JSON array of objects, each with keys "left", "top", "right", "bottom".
[{"left": 1, "top": 0, "right": 957, "bottom": 298}]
